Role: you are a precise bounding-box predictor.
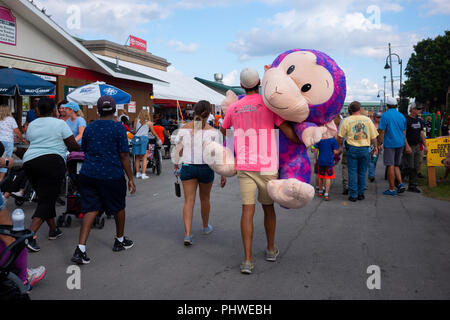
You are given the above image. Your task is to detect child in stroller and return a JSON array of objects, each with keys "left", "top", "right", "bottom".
[{"left": 57, "top": 152, "right": 106, "bottom": 229}]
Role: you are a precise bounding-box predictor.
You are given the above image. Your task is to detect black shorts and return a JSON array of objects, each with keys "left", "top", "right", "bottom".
[{"left": 79, "top": 174, "right": 127, "bottom": 216}]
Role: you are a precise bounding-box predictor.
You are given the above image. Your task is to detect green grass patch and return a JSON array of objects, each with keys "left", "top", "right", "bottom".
[{"left": 418, "top": 166, "right": 450, "bottom": 201}]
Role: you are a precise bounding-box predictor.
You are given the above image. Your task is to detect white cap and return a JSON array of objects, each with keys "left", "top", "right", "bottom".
[
  {"left": 386, "top": 96, "right": 397, "bottom": 106},
  {"left": 240, "top": 67, "right": 260, "bottom": 89}
]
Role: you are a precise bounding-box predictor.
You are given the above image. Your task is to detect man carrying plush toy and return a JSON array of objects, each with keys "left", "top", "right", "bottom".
[{"left": 220, "top": 67, "right": 300, "bottom": 275}]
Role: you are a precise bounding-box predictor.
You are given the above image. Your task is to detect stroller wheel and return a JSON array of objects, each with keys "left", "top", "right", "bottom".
[
  {"left": 98, "top": 217, "right": 105, "bottom": 229},
  {"left": 64, "top": 215, "right": 72, "bottom": 227},
  {"left": 14, "top": 198, "right": 24, "bottom": 207},
  {"left": 57, "top": 215, "right": 65, "bottom": 228}
]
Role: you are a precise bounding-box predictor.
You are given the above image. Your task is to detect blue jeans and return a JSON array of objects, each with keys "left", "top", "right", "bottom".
[
  {"left": 346, "top": 145, "right": 370, "bottom": 198},
  {"left": 368, "top": 153, "right": 379, "bottom": 178},
  {"left": 0, "top": 141, "right": 13, "bottom": 173}
]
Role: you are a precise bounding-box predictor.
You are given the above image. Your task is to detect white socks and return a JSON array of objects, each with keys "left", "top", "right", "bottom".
[
  {"left": 116, "top": 236, "right": 124, "bottom": 243},
  {"left": 78, "top": 244, "right": 86, "bottom": 253}
]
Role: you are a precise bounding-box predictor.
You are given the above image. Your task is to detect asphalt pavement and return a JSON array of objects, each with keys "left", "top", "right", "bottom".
[{"left": 5, "top": 157, "right": 450, "bottom": 300}]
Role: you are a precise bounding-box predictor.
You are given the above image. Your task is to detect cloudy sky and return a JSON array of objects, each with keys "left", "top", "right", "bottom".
[{"left": 33, "top": 0, "right": 449, "bottom": 101}]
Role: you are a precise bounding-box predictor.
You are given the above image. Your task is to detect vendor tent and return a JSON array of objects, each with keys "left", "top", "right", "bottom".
[{"left": 95, "top": 55, "right": 225, "bottom": 105}]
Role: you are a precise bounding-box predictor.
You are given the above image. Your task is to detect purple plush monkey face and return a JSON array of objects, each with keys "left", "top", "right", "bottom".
[{"left": 262, "top": 49, "right": 346, "bottom": 125}]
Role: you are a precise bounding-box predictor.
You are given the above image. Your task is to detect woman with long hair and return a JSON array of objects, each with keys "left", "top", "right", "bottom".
[
  {"left": 63, "top": 102, "right": 86, "bottom": 145},
  {"left": 0, "top": 105, "right": 26, "bottom": 181},
  {"left": 132, "top": 109, "right": 159, "bottom": 180},
  {"left": 173, "top": 100, "right": 225, "bottom": 246}
]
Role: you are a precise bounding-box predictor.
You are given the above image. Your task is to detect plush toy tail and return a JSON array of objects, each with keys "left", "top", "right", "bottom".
[{"left": 203, "top": 140, "right": 237, "bottom": 177}]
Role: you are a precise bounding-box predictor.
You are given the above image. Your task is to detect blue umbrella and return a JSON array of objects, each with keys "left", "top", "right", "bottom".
[
  {"left": 0, "top": 68, "right": 55, "bottom": 96},
  {"left": 67, "top": 81, "right": 131, "bottom": 106}
]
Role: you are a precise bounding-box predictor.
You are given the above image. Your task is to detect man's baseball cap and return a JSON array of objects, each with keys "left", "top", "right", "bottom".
[
  {"left": 386, "top": 96, "right": 397, "bottom": 106},
  {"left": 62, "top": 101, "right": 80, "bottom": 112},
  {"left": 97, "top": 95, "right": 116, "bottom": 112},
  {"left": 374, "top": 112, "right": 382, "bottom": 118},
  {"left": 240, "top": 67, "right": 260, "bottom": 89}
]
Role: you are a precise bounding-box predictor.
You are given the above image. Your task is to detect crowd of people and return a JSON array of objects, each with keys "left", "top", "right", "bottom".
[{"left": 1, "top": 67, "right": 449, "bottom": 296}]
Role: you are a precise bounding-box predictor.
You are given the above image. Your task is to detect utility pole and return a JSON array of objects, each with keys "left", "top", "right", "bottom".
[{"left": 388, "top": 43, "right": 394, "bottom": 97}]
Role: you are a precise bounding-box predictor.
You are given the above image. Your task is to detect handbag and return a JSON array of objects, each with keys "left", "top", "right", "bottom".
[
  {"left": 175, "top": 176, "right": 181, "bottom": 197},
  {"left": 131, "top": 135, "right": 142, "bottom": 146},
  {"left": 131, "top": 122, "right": 145, "bottom": 146}
]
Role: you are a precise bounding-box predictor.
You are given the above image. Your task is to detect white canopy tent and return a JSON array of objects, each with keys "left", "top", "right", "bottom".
[{"left": 94, "top": 54, "right": 225, "bottom": 106}]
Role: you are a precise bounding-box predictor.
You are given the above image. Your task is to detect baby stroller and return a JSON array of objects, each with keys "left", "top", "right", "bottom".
[
  {"left": 148, "top": 136, "right": 162, "bottom": 176},
  {"left": 0, "top": 166, "right": 36, "bottom": 207},
  {"left": 57, "top": 152, "right": 105, "bottom": 229},
  {"left": 0, "top": 225, "right": 34, "bottom": 300}
]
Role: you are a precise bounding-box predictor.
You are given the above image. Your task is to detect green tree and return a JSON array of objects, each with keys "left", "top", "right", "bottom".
[{"left": 403, "top": 30, "right": 450, "bottom": 112}]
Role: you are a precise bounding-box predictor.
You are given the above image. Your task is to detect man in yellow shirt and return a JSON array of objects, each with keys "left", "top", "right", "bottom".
[{"left": 337, "top": 101, "right": 378, "bottom": 202}]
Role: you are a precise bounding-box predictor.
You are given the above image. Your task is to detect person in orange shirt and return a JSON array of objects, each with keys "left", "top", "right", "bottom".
[
  {"left": 154, "top": 119, "right": 169, "bottom": 158},
  {"left": 214, "top": 111, "right": 223, "bottom": 128}
]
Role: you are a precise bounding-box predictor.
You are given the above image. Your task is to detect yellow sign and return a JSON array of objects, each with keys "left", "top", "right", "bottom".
[{"left": 426, "top": 137, "right": 450, "bottom": 167}]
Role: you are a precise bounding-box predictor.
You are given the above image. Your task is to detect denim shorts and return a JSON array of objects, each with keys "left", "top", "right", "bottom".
[
  {"left": 0, "top": 193, "right": 4, "bottom": 211},
  {"left": 131, "top": 136, "right": 149, "bottom": 155},
  {"left": 180, "top": 164, "right": 215, "bottom": 184},
  {"left": 0, "top": 141, "right": 13, "bottom": 173}
]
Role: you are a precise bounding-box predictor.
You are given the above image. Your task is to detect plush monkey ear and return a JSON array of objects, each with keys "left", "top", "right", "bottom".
[{"left": 264, "top": 65, "right": 271, "bottom": 71}]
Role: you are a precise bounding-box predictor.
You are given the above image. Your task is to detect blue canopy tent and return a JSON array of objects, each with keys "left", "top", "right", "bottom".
[{"left": 0, "top": 68, "right": 55, "bottom": 96}]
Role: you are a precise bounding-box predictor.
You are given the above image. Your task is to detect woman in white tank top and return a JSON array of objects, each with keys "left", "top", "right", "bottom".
[
  {"left": 173, "top": 101, "right": 225, "bottom": 246},
  {"left": 132, "top": 110, "right": 159, "bottom": 179}
]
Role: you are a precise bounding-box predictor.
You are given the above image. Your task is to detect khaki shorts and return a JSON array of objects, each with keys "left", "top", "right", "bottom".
[{"left": 237, "top": 170, "right": 278, "bottom": 205}]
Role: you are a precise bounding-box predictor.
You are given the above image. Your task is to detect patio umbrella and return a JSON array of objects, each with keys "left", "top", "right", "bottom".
[
  {"left": 0, "top": 68, "right": 55, "bottom": 96},
  {"left": 67, "top": 81, "right": 131, "bottom": 106}
]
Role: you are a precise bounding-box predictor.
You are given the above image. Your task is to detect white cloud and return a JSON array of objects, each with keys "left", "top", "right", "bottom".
[
  {"left": 33, "top": 0, "right": 170, "bottom": 40},
  {"left": 222, "top": 70, "right": 239, "bottom": 86},
  {"left": 346, "top": 78, "right": 381, "bottom": 101},
  {"left": 423, "top": 0, "right": 450, "bottom": 15},
  {"left": 168, "top": 40, "right": 199, "bottom": 53},
  {"left": 346, "top": 77, "right": 403, "bottom": 101},
  {"left": 228, "top": 2, "right": 420, "bottom": 60}
]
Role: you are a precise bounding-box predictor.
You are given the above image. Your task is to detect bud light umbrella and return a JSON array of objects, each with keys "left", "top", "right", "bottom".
[
  {"left": 67, "top": 81, "right": 131, "bottom": 106},
  {"left": 0, "top": 68, "right": 55, "bottom": 96}
]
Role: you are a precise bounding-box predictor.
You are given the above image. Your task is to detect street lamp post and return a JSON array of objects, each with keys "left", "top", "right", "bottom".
[
  {"left": 384, "top": 43, "right": 402, "bottom": 100},
  {"left": 377, "top": 89, "right": 385, "bottom": 112}
]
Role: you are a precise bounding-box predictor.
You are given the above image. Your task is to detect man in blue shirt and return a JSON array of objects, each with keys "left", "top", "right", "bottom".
[
  {"left": 23, "top": 97, "right": 39, "bottom": 132},
  {"left": 379, "top": 96, "right": 407, "bottom": 196},
  {"left": 71, "top": 96, "right": 136, "bottom": 265}
]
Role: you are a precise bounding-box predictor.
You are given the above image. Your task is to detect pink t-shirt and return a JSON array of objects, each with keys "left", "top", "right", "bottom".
[{"left": 221, "top": 94, "right": 284, "bottom": 172}]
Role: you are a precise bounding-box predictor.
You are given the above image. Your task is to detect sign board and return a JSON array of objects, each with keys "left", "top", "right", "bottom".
[
  {"left": 129, "top": 35, "right": 147, "bottom": 52},
  {"left": 33, "top": 73, "right": 57, "bottom": 82},
  {"left": 426, "top": 137, "right": 450, "bottom": 167},
  {"left": 128, "top": 101, "right": 136, "bottom": 113},
  {"left": 0, "top": 6, "right": 16, "bottom": 46}
]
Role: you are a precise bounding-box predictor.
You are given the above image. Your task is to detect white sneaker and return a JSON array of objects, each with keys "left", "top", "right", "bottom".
[
  {"left": 141, "top": 174, "right": 149, "bottom": 180},
  {"left": 27, "top": 266, "right": 46, "bottom": 286},
  {"left": 12, "top": 190, "right": 24, "bottom": 197},
  {"left": 136, "top": 172, "right": 142, "bottom": 178}
]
